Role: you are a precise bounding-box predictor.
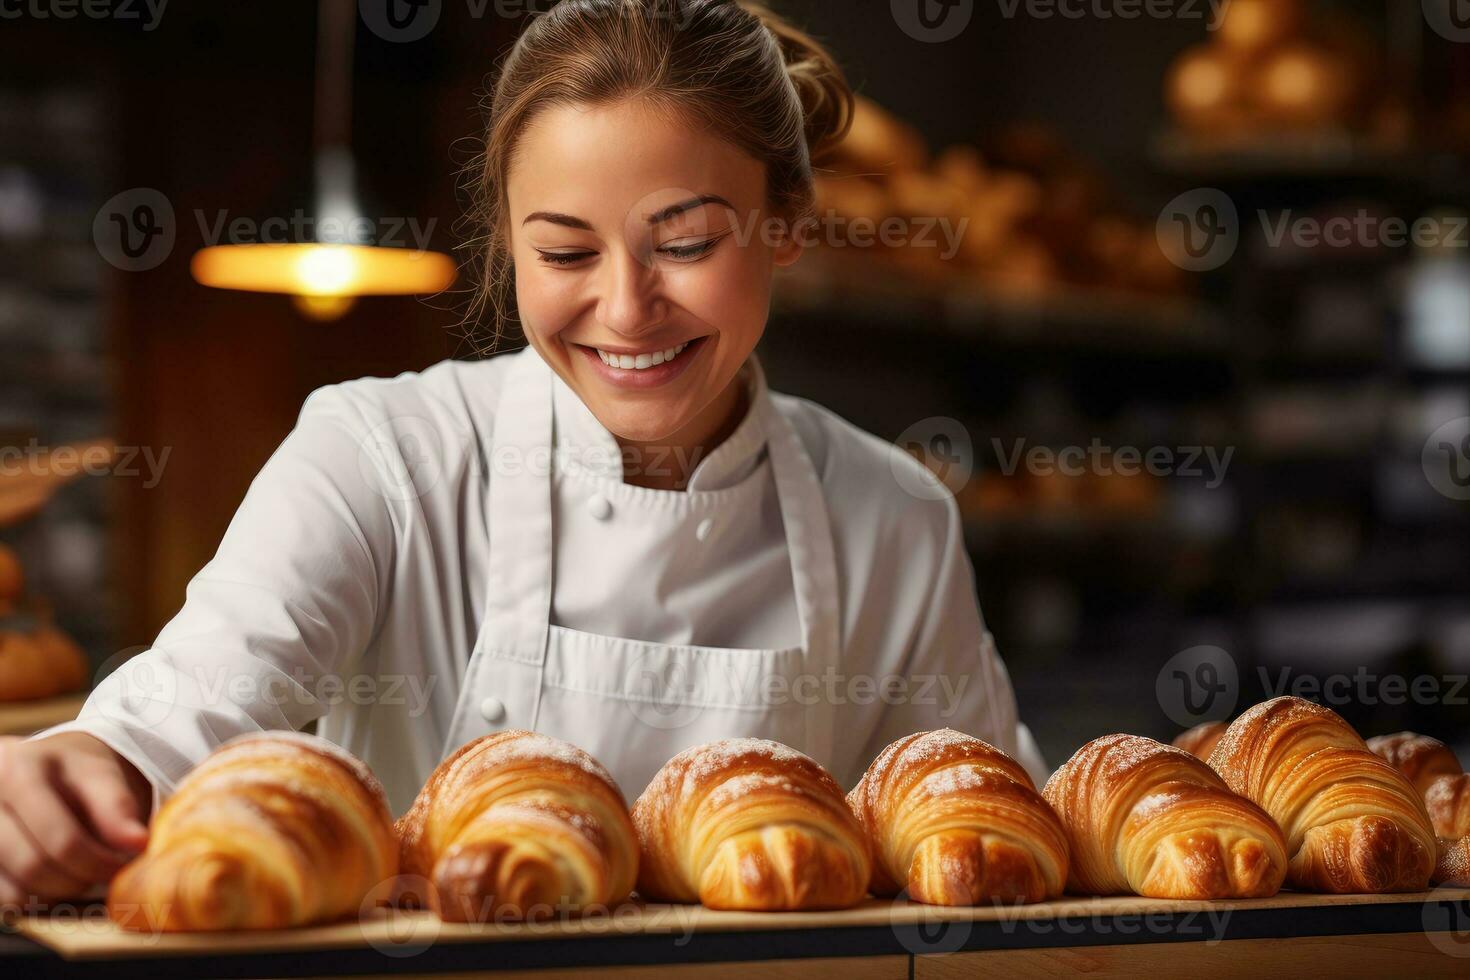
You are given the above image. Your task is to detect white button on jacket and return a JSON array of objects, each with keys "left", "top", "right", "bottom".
[{"left": 31, "top": 345, "right": 1045, "bottom": 817}]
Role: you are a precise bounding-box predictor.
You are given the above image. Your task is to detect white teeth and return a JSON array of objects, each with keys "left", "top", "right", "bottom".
[{"left": 596, "top": 340, "right": 693, "bottom": 370}]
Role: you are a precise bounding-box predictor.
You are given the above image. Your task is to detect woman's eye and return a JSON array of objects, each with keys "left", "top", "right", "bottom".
[
  {"left": 538, "top": 251, "right": 593, "bottom": 265},
  {"left": 657, "top": 236, "right": 722, "bottom": 261}
]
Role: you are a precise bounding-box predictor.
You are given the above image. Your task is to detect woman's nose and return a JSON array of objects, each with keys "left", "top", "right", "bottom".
[{"left": 595, "top": 249, "right": 667, "bottom": 337}]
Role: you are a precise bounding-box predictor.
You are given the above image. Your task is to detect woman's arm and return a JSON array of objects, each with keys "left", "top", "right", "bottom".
[
  {"left": 854, "top": 489, "right": 1049, "bottom": 788},
  {"left": 25, "top": 384, "right": 397, "bottom": 816}
]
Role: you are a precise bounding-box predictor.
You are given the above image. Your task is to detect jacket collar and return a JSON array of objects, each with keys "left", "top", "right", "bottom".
[{"left": 549, "top": 350, "right": 770, "bottom": 492}]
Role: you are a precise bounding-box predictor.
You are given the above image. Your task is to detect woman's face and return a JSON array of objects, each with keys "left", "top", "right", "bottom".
[{"left": 506, "top": 99, "right": 801, "bottom": 444}]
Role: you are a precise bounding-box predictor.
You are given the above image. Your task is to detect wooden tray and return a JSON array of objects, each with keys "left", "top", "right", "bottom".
[
  {"left": 0, "top": 692, "right": 87, "bottom": 736},
  {"left": 8, "top": 888, "right": 1470, "bottom": 979}
]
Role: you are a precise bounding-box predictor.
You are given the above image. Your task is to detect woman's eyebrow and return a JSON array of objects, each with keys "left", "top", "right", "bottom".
[{"left": 522, "top": 194, "right": 733, "bottom": 230}]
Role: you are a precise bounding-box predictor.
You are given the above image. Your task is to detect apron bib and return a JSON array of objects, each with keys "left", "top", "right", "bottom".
[{"left": 438, "top": 348, "right": 842, "bottom": 799}]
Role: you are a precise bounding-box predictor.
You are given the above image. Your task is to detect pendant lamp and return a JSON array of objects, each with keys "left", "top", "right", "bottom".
[{"left": 190, "top": 0, "right": 456, "bottom": 319}]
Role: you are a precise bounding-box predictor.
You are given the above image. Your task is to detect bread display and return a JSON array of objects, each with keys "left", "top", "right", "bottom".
[
  {"left": 1172, "top": 720, "right": 1228, "bottom": 761},
  {"left": 108, "top": 731, "right": 397, "bottom": 931},
  {"left": 632, "top": 738, "right": 869, "bottom": 911},
  {"left": 848, "top": 729, "right": 1067, "bottom": 905},
  {"left": 0, "top": 623, "right": 89, "bottom": 702},
  {"left": 0, "top": 543, "right": 21, "bottom": 616},
  {"left": 1042, "top": 734, "right": 1286, "bottom": 898},
  {"left": 396, "top": 730, "right": 637, "bottom": 922},
  {"left": 1424, "top": 774, "right": 1469, "bottom": 885},
  {"left": 1163, "top": 0, "right": 1388, "bottom": 140},
  {"left": 1366, "top": 731, "right": 1464, "bottom": 796},
  {"left": 805, "top": 97, "right": 1187, "bottom": 302},
  {"left": 1365, "top": 730, "right": 1468, "bottom": 886},
  {"left": 1208, "top": 697, "right": 1436, "bottom": 893}
]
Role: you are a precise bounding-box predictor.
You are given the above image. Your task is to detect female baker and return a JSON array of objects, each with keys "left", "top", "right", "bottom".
[{"left": 1, "top": 0, "right": 1043, "bottom": 903}]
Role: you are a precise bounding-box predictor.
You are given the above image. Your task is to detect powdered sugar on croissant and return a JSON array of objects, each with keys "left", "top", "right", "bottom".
[
  {"left": 1043, "top": 734, "right": 1286, "bottom": 899},
  {"left": 848, "top": 728, "right": 1068, "bottom": 905},
  {"left": 632, "top": 738, "right": 870, "bottom": 910},
  {"left": 107, "top": 730, "right": 398, "bottom": 931},
  {"left": 1425, "top": 773, "right": 1470, "bottom": 885},
  {"left": 1367, "top": 731, "right": 1463, "bottom": 797},
  {"left": 396, "top": 730, "right": 637, "bottom": 922},
  {"left": 1209, "top": 697, "right": 1436, "bottom": 893}
]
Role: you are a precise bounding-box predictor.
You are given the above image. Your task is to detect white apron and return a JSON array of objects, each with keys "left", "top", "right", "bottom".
[{"left": 437, "top": 348, "right": 842, "bottom": 799}]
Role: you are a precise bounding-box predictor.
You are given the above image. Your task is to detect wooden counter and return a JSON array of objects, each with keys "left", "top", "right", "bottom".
[{"left": 6, "top": 887, "right": 1469, "bottom": 978}]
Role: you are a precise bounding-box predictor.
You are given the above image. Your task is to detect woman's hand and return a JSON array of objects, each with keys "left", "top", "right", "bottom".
[{"left": 0, "top": 731, "right": 151, "bottom": 907}]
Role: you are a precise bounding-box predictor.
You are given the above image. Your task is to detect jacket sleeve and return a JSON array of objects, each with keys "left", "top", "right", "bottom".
[
  {"left": 26, "top": 386, "right": 396, "bottom": 816},
  {"left": 854, "top": 488, "right": 1050, "bottom": 789}
]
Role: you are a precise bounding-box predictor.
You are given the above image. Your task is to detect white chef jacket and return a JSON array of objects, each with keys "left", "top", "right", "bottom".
[
  {"left": 549, "top": 360, "right": 800, "bottom": 649},
  {"left": 30, "top": 345, "right": 1045, "bottom": 818}
]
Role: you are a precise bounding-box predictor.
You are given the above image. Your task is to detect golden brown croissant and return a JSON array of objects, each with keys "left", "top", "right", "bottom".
[
  {"left": 631, "top": 738, "right": 870, "bottom": 910},
  {"left": 1042, "top": 734, "right": 1286, "bottom": 899},
  {"left": 0, "top": 625, "right": 88, "bottom": 702},
  {"left": 1172, "top": 720, "right": 1227, "bottom": 761},
  {"left": 108, "top": 730, "right": 397, "bottom": 931},
  {"left": 1425, "top": 773, "right": 1470, "bottom": 885},
  {"left": 1209, "top": 697, "right": 1436, "bottom": 893},
  {"left": 847, "top": 729, "right": 1067, "bottom": 905},
  {"left": 1366, "top": 731, "right": 1463, "bottom": 795},
  {"left": 396, "top": 730, "right": 637, "bottom": 923}
]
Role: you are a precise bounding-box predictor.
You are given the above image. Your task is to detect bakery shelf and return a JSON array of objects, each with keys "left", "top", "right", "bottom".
[
  {"left": 1149, "top": 129, "right": 1458, "bottom": 184},
  {"left": 771, "top": 261, "right": 1229, "bottom": 360},
  {"left": 0, "top": 691, "right": 87, "bottom": 736},
  {"left": 7, "top": 889, "right": 1468, "bottom": 979}
]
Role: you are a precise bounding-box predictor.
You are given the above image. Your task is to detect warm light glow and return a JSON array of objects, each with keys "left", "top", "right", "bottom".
[
  {"left": 292, "top": 293, "right": 359, "bottom": 320},
  {"left": 296, "top": 246, "right": 358, "bottom": 295},
  {"left": 191, "top": 243, "right": 457, "bottom": 296}
]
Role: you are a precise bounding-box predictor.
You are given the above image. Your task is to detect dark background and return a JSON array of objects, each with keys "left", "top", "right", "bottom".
[{"left": 3, "top": 0, "right": 1469, "bottom": 767}]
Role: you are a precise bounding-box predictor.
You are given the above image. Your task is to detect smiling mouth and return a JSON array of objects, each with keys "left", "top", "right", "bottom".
[{"left": 590, "top": 340, "right": 696, "bottom": 371}]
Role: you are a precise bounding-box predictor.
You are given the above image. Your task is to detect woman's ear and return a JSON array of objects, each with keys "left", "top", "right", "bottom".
[{"left": 771, "top": 212, "right": 807, "bottom": 268}]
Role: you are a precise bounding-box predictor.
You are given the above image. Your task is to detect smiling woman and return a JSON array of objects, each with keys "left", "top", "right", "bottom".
[
  {"left": 474, "top": 0, "right": 854, "bottom": 477},
  {"left": 7, "top": 0, "right": 1046, "bottom": 912}
]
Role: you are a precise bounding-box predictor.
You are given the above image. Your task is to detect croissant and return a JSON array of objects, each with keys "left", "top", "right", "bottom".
[
  {"left": 108, "top": 730, "right": 397, "bottom": 931},
  {"left": 1172, "top": 720, "right": 1227, "bottom": 761},
  {"left": 1426, "top": 774, "right": 1470, "bottom": 885},
  {"left": 1042, "top": 734, "right": 1286, "bottom": 899},
  {"left": 396, "top": 730, "right": 637, "bottom": 923},
  {"left": 631, "top": 738, "right": 870, "bottom": 910},
  {"left": 1366, "top": 731, "right": 1463, "bottom": 795},
  {"left": 847, "top": 729, "right": 1067, "bottom": 905},
  {"left": 1208, "top": 697, "right": 1436, "bottom": 893},
  {"left": 0, "top": 626, "right": 88, "bottom": 702}
]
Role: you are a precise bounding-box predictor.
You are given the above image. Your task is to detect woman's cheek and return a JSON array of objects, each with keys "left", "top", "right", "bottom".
[{"left": 515, "top": 263, "right": 576, "bottom": 345}]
